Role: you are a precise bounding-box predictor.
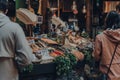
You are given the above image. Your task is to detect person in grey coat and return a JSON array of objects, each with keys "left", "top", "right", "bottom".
[{"left": 0, "top": 0, "right": 33, "bottom": 80}]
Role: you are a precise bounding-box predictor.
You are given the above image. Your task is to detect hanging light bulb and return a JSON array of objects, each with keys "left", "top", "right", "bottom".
[
  {"left": 72, "top": 1, "right": 77, "bottom": 10},
  {"left": 82, "top": 0, "right": 86, "bottom": 14},
  {"left": 82, "top": 5, "right": 86, "bottom": 14},
  {"left": 72, "top": 1, "right": 78, "bottom": 15}
]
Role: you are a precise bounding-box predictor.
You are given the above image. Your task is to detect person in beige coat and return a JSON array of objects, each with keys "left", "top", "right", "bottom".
[
  {"left": 0, "top": 0, "right": 33, "bottom": 80},
  {"left": 93, "top": 11, "right": 120, "bottom": 80}
]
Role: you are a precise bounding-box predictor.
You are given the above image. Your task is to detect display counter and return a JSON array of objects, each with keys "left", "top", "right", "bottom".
[{"left": 19, "top": 62, "right": 56, "bottom": 80}]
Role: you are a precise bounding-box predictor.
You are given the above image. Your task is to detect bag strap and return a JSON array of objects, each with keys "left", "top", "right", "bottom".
[{"left": 106, "top": 43, "right": 119, "bottom": 78}]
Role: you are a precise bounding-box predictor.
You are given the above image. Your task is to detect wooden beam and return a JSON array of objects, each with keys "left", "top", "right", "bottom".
[
  {"left": 58, "top": 0, "right": 60, "bottom": 17},
  {"left": 86, "top": 0, "right": 91, "bottom": 33}
]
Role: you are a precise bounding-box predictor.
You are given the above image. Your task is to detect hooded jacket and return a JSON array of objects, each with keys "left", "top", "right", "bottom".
[
  {"left": 0, "top": 13, "right": 33, "bottom": 80},
  {"left": 93, "top": 29, "right": 120, "bottom": 65},
  {"left": 93, "top": 29, "right": 120, "bottom": 80}
]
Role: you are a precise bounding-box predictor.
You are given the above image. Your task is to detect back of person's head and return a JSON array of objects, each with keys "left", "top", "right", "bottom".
[
  {"left": 0, "top": 0, "right": 8, "bottom": 13},
  {"left": 116, "top": 3, "right": 120, "bottom": 13},
  {"left": 105, "top": 11, "right": 120, "bottom": 29}
]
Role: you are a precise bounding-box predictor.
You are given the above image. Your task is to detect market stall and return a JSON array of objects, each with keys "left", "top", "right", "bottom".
[
  {"left": 15, "top": 0, "right": 95, "bottom": 80},
  {"left": 17, "top": 28, "right": 94, "bottom": 80},
  {"left": 12, "top": 0, "right": 120, "bottom": 80}
]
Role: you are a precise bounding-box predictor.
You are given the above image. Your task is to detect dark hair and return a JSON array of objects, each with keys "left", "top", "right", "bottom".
[
  {"left": 105, "top": 11, "right": 120, "bottom": 29},
  {"left": 116, "top": 3, "right": 120, "bottom": 12},
  {"left": 0, "top": 0, "right": 8, "bottom": 13}
]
